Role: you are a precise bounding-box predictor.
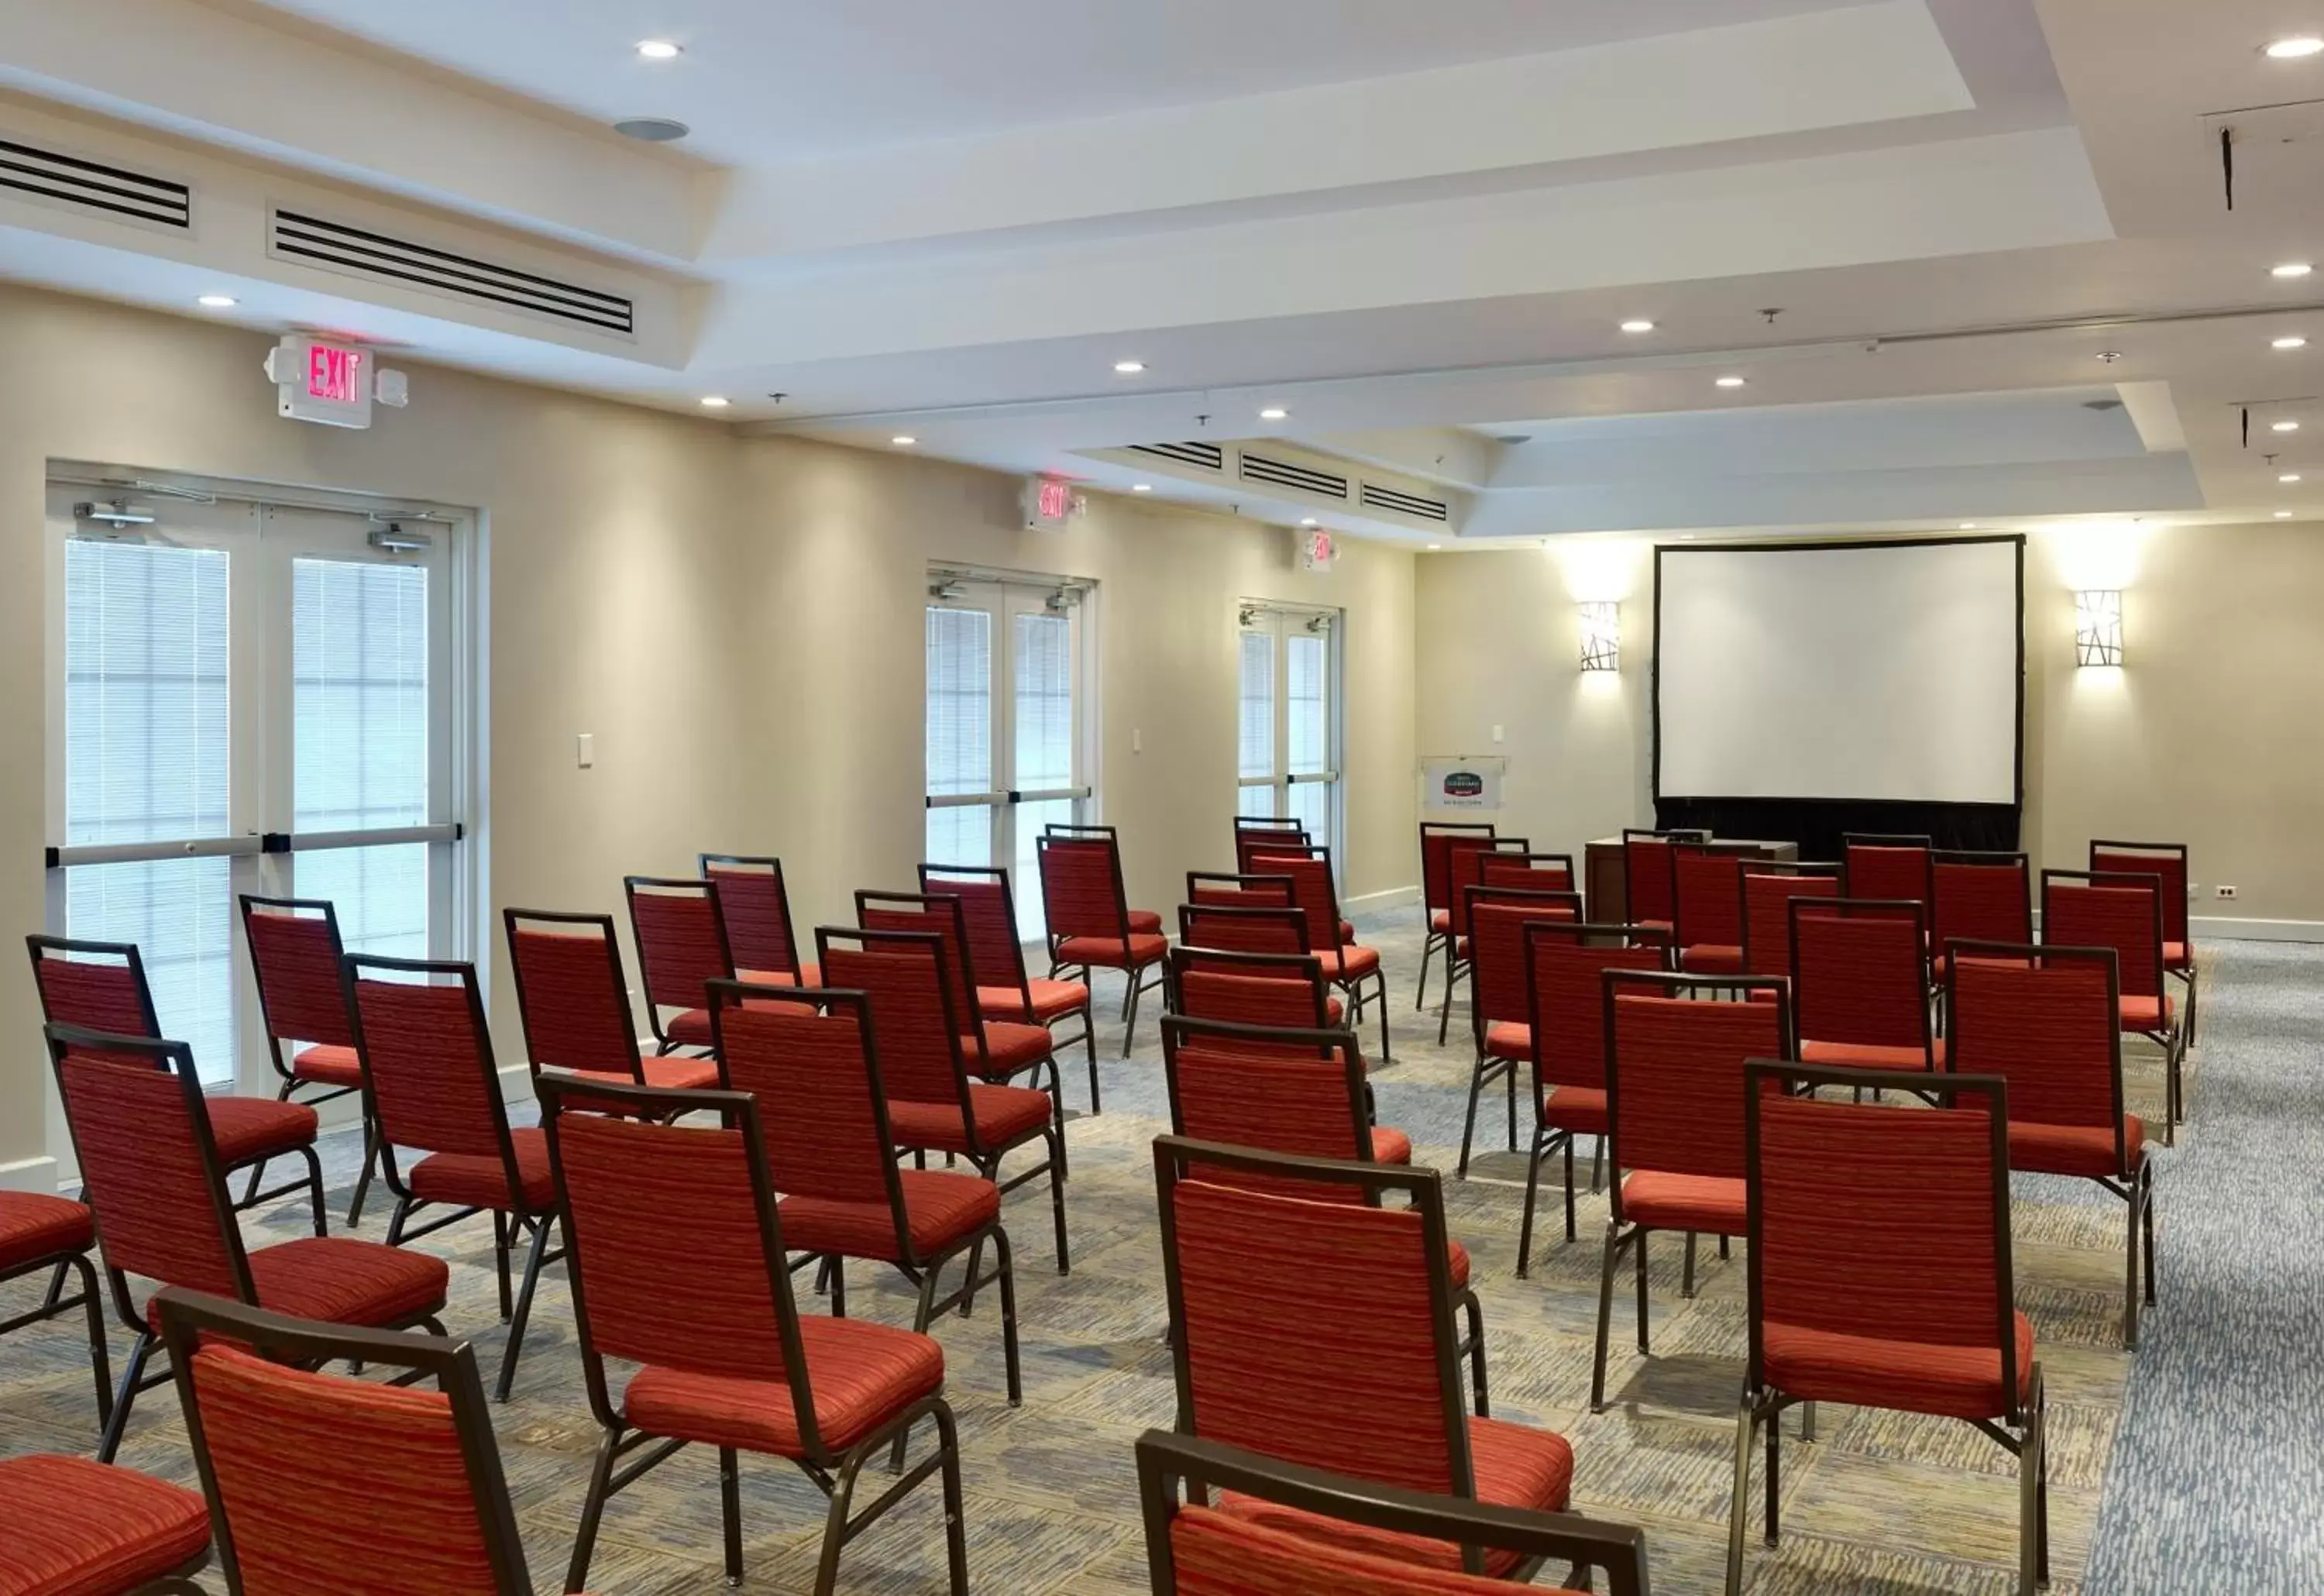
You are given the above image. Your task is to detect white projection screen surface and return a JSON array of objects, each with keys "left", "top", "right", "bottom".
[{"left": 1654, "top": 539, "right": 2022, "bottom": 804}]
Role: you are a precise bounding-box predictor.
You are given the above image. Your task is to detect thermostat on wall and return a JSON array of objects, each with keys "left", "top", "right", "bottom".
[{"left": 263, "top": 335, "right": 409, "bottom": 428}]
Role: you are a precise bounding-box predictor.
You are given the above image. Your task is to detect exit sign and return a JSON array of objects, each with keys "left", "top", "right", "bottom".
[
  {"left": 306, "top": 342, "right": 365, "bottom": 405},
  {"left": 263, "top": 334, "right": 407, "bottom": 428},
  {"left": 1023, "top": 475, "right": 1081, "bottom": 531}
]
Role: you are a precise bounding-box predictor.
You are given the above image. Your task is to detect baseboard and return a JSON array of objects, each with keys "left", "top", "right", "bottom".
[
  {"left": 1344, "top": 884, "right": 1421, "bottom": 916},
  {"left": 0, "top": 1154, "right": 59, "bottom": 1195},
  {"left": 2188, "top": 915, "right": 2324, "bottom": 944},
  {"left": 499, "top": 1063, "right": 536, "bottom": 1102}
]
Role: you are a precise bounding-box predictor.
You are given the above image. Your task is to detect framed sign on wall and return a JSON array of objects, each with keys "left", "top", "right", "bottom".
[{"left": 1420, "top": 755, "right": 1505, "bottom": 811}]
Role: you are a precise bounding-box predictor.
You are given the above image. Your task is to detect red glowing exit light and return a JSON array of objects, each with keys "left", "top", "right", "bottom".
[
  {"left": 307, "top": 343, "right": 366, "bottom": 404},
  {"left": 1037, "top": 478, "right": 1073, "bottom": 520}
]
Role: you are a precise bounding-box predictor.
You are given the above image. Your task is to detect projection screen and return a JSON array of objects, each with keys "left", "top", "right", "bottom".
[{"left": 1653, "top": 538, "right": 2022, "bottom": 805}]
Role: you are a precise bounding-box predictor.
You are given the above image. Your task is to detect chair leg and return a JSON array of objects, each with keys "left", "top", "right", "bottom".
[
  {"left": 1455, "top": 1054, "right": 1490, "bottom": 1178},
  {"left": 1683, "top": 1231, "right": 1698, "bottom": 1300},
  {"left": 2123, "top": 1172, "right": 2141, "bottom": 1350},
  {"left": 937, "top": 1403, "right": 971, "bottom": 1596},
  {"left": 495, "top": 1216, "right": 555, "bottom": 1403},
  {"left": 1590, "top": 1222, "right": 1624, "bottom": 1412},
  {"left": 2143, "top": 1165, "right": 2159, "bottom": 1307},
  {"left": 70, "top": 1256, "right": 113, "bottom": 1429},
  {"left": 346, "top": 1116, "right": 380, "bottom": 1229},
  {"left": 1082, "top": 1006, "right": 1101, "bottom": 1115},
  {"left": 1516, "top": 1131, "right": 1547, "bottom": 1277},
  {"left": 1435, "top": 950, "right": 1459, "bottom": 1046},
  {"left": 564, "top": 1425, "right": 621, "bottom": 1594},
  {"left": 1563, "top": 1133, "right": 1579, "bottom": 1242},
  {"left": 1504, "top": 1058, "right": 1518, "bottom": 1151},
  {"left": 1416, "top": 931, "right": 1439, "bottom": 1010},
  {"left": 1374, "top": 971, "right": 1392, "bottom": 1063},
  {"left": 990, "top": 1226, "right": 1023, "bottom": 1406},
  {"left": 492, "top": 1211, "right": 514, "bottom": 1323},
  {"left": 1635, "top": 1228, "right": 1652, "bottom": 1354},
  {"left": 2019, "top": 1374, "right": 2047, "bottom": 1596},
  {"left": 830, "top": 1255, "right": 848, "bottom": 1319},
  {"left": 719, "top": 1446, "right": 744, "bottom": 1586},
  {"left": 42, "top": 1259, "right": 68, "bottom": 1310},
  {"left": 1120, "top": 967, "right": 1145, "bottom": 1058},
  {"left": 1724, "top": 1399, "right": 1758, "bottom": 1596},
  {"left": 1764, "top": 1398, "right": 1783, "bottom": 1546},
  {"left": 1046, "top": 1129, "right": 1071, "bottom": 1274},
  {"left": 98, "top": 1330, "right": 153, "bottom": 1464},
  {"left": 1459, "top": 1289, "right": 1490, "bottom": 1419},
  {"left": 1590, "top": 1137, "right": 1605, "bottom": 1194}
]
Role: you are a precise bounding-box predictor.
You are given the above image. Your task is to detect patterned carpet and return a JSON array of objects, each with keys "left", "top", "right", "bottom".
[{"left": 0, "top": 910, "right": 2236, "bottom": 1594}]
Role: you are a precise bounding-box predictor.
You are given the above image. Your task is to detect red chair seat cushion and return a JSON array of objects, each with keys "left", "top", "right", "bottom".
[
  {"left": 978, "top": 979, "right": 1089, "bottom": 1023},
  {"left": 208, "top": 1096, "right": 319, "bottom": 1165},
  {"left": 407, "top": 1126, "right": 555, "bottom": 1212},
  {"left": 738, "top": 961, "right": 824, "bottom": 989},
  {"left": 1056, "top": 932, "right": 1169, "bottom": 969},
  {"left": 148, "top": 1237, "right": 448, "bottom": 1333},
  {"left": 0, "top": 1453, "right": 210, "bottom": 1595},
  {"left": 970, "top": 1021, "right": 1054, "bottom": 1078},
  {"left": 666, "top": 996, "right": 815, "bottom": 1047},
  {"left": 290, "top": 1042, "right": 364, "bottom": 1089},
  {"left": 552, "top": 1054, "right": 721, "bottom": 1113},
  {"left": 1762, "top": 1311, "right": 2035, "bottom": 1421},
  {"left": 778, "top": 1170, "right": 999, "bottom": 1264},
  {"left": 885, "top": 1084, "right": 1053, "bottom": 1154},
  {"left": 1621, "top": 1171, "right": 1746, "bottom": 1235},
  {"left": 622, "top": 1315, "right": 944, "bottom": 1457},
  {"left": 1129, "top": 910, "right": 1165, "bottom": 936},
  {"left": 2164, "top": 941, "right": 2188, "bottom": 971},
  {"left": 1930, "top": 952, "right": 2030, "bottom": 979},
  {"left": 1680, "top": 944, "right": 1744, "bottom": 974},
  {"left": 1339, "top": 920, "right": 1358, "bottom": 945},
  {"left": 1799, "top": 1037, "right": 1944, "bottom": 1071},
  {"left": 1540, "top": 1084, "right": 1607, "bottom": 1135},
  {"left": 1220, "top": 1416, "right": 1572, "bottom": 1575},
  {"left": 1319, "top": 946, "right": 1381, "bottom": 982},
  {"left": 2009, "top": 1116, "right": 2144, "bottom": 1179},
  {"left": 0, "top": 1192, "right": 95, "bottom": 1274},
  {"left": 1483, "top": 1020, "right": 1531, "bottom": 1061},
  {"left": 1429, "top": 909, "right": 1451, "bottom": 933},
  {"left": 2121, "top": 994, "right": 2176, "bottom": 1030}
]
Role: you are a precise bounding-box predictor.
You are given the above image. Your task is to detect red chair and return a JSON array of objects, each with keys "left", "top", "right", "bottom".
[
  {"left": 923, "top": 862, "right": 1096, "bottom": 1109},
  {"left": 538, "top": 1075, "right": 968, "bottom": 1596},
  {"left": 1154, "top": 1135, "right": 1573, "bottom": 1577},
  {"left": 0, "top": 1189, "right": 111, "bottom": 1433},
  {"left": 27, "top": 935, "right": 326, "bottom": 1237},
  {"left": 1178, "top": 899, "right": 1309, "bottom": 956},
  {"left": 1789, "top": 898, "right": 1939, "bottom": 1075},
  {"left": 1726, "top": 1061, "right": 2044, "bottom": 1596},
  {"left": 1945, "top": 941, "right": 2156, "bottom": 1346},
  {"left": 239, "top": 896, "right": 377, "bottom": 1225},
  {"left": 503, "top": 908, "right": 720, "bottom": 1099},
  {"left": 624, "top": 875, "right": 748, "bottom": 1052},
  {"left": 345, "top": 954, "right": 566, "bottom": 1401},
  {"left": 1841, "top": 833, "right": 1933, "bottom": 905},
  {"left": 1136, "top": 1431, "right": 1649, "bottom": 1596},
  {"left": 1039, "top": 832, "right": 1169, "bottom": 1056},
  {"left": 1619, "top": 827, "right": 1705, "bottom": 932},
  {"left": 1593, "top": 971, "right": 1791, "bottom": 1412},
  {"left": 1167, "top": 946, "right": 1342, "bottom": 1032},
  {"left": 1417, "top": 822, "right": 1495, "bottom": 1010},
  {"left": 1236, "top": 820, "right": 1310, "bottom": 875},
  {"left": 1477, "top": 851, "right": 1575, "bottom": 892},
  {"left": 154, "top": 1291, "right": 543, "bottom": 1596},
  {"left": 700, "top": 852, "right": 820, "bottom": 986},
  {"left": 1456, "top": 888, "right": 1581, "bottom": 1178},
  {"left": 2091, "top": 840, "right": 2199, "bottom": 1040},
  {"left": 45, "top": 1024, "right": 449, "bottom": 1464},
  {"left": 710, "top": 983, "right": 1021, "bottom": 1403},
  {"left": 2043, "top": 869, "right": 2187, "bottom": 1140},
  {"left": 819, "top": 926, "right": 1071, "bottom": 1271},
  {"left": 1186, "top": 869, "right": 1295, "bottom": 909},
  {"left": 1048, "top": 823, "right": 1167, "bottom": 937},
  {"left": 1931, "top": 851, "right": 2033, "bottom": 979},
  {"left": 0, "top": 1453, "right": 208, "bottom": 1594},
  {"left": 1430, "top": 837, "right": 1528, "bottom": 1044},
  {"left": 1251, "top": 844, "right": 1393, "bottom": 1060},
  {"left": 1738, "top": 865, "right": 1841, "bottom": 977},
  {"left": 1673, "top": 848, "right": 1748, "bottom": 973},
  {"left": 1514, "top": 923, "right": 1669, "bottom": 1274}
]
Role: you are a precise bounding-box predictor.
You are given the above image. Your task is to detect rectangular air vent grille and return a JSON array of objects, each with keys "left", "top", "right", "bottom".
[
  {"left": 1239, "top": 452, "right": 1349, "bottom": 500},
  {"left": 1361, "top": 483, "right": 1451, "bottom": 522},
  {"left": 1128, "top": 441, "right": 1226, "bottom": 471},
  {"left": 0, "top": 137, "right": 187, "bottom": 229},
  {"left": 270, "top": 208, "right": 634, "bottom": 335}
]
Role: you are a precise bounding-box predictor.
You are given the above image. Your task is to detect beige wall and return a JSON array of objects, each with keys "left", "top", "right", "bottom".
[
  {"left": 1417, "top": 522, "right": 2324, "bottom": 925},
  {"left": 0, "top": 283, "right": 1416, "bottom": 1179}
]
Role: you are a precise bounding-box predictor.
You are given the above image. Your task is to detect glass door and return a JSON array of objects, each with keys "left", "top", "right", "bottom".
[{"left": 1235, "top": 603, "right": 1342, "bottom": 857}]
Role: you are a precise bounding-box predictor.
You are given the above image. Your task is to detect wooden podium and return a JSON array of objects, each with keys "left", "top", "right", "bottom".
[{"left": 1582, "top": 836, "right": 1801, "bottom": 923}]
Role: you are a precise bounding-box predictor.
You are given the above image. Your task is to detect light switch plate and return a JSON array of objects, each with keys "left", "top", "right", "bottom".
[{"left": 576, "top": 732, "right": 595, "bottom": 769}]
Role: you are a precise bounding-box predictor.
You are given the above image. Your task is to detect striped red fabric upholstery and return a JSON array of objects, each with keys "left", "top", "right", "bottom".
[
  {"left": 29, "top": 951, "right": 156, "bottom": 1037},
  {"left": 1039, "top": 838, "right": 1127, "bottom": 940},
  {"left": 1181, "top": 906, "right": 1308, "bottom": 955},
  {"left": 1673, "top": 851, "right": 1745, "bottom": 952},
  {"left": 1246, "top": 854, "right": 1346, "bottom": 955},
  {"left": 205, "top": 1098, "right": 320, "bottom": 1165},
  {"left": 717, "top": 1006, "right": 893, "bottom": 1208},
  {"left": 507, "top": 928, "right": 642, "bottom": 1077},
  {"left": 884, "top": 1084, "right": 1051, "bottom": 1154},
  {"left": 1608, "top": 994, "right": 1781, "bottom": 1182},
  {"left": 922, "top": 875, "right": 1024, "bottom": 994},
  {"left": 1525, "top": 935, "right": 1662, "bottom": 1095},
  {"left": 978, "top": 978, "right": 1088, "bottom": 1022},
  {"left": 0, "top": 1191, "right": 94, "bottom": 1273},
  {"left": 621, "top": 1315, "right": 944, "bottom": 1456},
  {"left": 1418, "top": 829, "right": 1488, "bottom": 917},
  {"left": 188, "top": 1342, "right": 497, "bottom": 1594},
  {"left": 704, "top": 864, "right": 801, "bottom": 977},
  {"left": 1741, "top": 873, "right": 1838, "bottom": 976},
  {"left": 0, "top": 1453, "right": 208, "bottom": 1595},
  {"left": 1476, "top": 855, "right": 1573, "bottom": 893},
  {"left": 154, "top": 1240, "right": 446, "bottom": 1334},
  {"left": 351, "top": 978, "right": 502, "bottom": 1162},
  {"left": 1236, "top": 830, "right": 1308, "bottom": 875},
  {"left": 2092, "top": 848, "right": 2188, "bottom": 948},
  {"left": 1466, "top": 899, "right": 1575, "bottom": 1040},
  {"left": 1057, "top": 932, "right": 1170, "bottom": 968},
  {"left": 2047, "top": 881, "right": 2165, "bottom": 1000},
  {"left": 820, "top": 943, "right": 963, "bottom": 1108},
  {"left": 1950, "top": 959, "right": 2120, "bottom": 1135},
  {"left": 54, "top": 1047, "right": 242, "bottom": 1296},
  {"left": 629, "top": 888, "right": 731, "bottom": 1020},
  {"left": 1793, "top": 910, "right": 1929, "bottom": 1054},
  {"left": 779, "top": 1169, "right": 996, "bottom": 1262},
  {"left": 1177, "top": 971, "right": 1332, "bottom": 1034},
  {"left": 1932, "top": 861, "right": 2032, "bottom": 950},
  {"left": 246, "top": 909, "right": 354, "bottom": 1047},
  {"left": 1844, "top": 844, "right": 1931, "bottom": 903},
  {"left": 409, "top": 1130, "right": 554, "bottom": 1211},
  {"left": 1167, "top": 1045, "right": 1369, "bottom": 1195},
  {"left": 1755, "top": 1092, "right": 2020, "bottom": 1419},
  {"left": 1621, "top": 837, "right": 1679, "bottom": 926},
  {"left": 1167, "top": 1503, "right": 1537, "bottom": 1596},
  {"left": 860, "top": 901, "right": 981, "bottom": 1024},
  {"left": 1188, "top": 877, "right": 1294, "bottom": 910},
  {"left": 554, "top": 1111, "right": 789, "bottom": 1379},
  {"left": 1439, "top": 842, "right": 1507, "bottom": 940}
]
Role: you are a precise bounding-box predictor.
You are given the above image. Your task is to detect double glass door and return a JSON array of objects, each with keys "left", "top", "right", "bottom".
[{"left": 1236, "top": 604, "right": 1341, "bottom": 853}]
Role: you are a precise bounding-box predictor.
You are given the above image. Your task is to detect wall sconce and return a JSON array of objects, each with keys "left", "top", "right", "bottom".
[
  {"left": 1579, "top": 600, "right": 1621, "bottom": 672},
  {"left": 2075, "top": 590, "right": 2123, "bottom": 666}
]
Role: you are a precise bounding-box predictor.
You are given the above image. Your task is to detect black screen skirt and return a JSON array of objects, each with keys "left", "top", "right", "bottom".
[{"left": 1653, "top": 797, "right": 2020, "bottom": 863}]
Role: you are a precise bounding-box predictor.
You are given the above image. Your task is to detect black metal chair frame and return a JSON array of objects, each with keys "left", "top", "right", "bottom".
[
  {"left": 1456, "top": 886, "right": 1586, "bottom": 1181},
  {"left": 1037, "top": 831, "right": 1167, "bottom": 1060},
  {"left": 921, "top": 862, "right": 1098, "bottom": 1113},
  {"left": 1733, "top": 862, "right": 1843, "bottom": 978},
  {"left": 2042, "top": 868, "right": 2188, "bottom": 1140},
  {"left": 2089, "top": 838, "right": 2201, "bottom": 1044},
  {"left": 1432, "top": 835, "right": 1530, "bottom": 1046},
  {"left": 623, "top": 874, "right": 738, "bottom": 1055},
  {"left": 1416, "top": 820, "right": 1497, "bottom": 1013},
  {"left": 502, "top": 906, "right": 676, "bottom": 1104},
  {"left": 1246, "top": 840, "right": 1394, "bottom": 1063},
  {"left": 237, "top": 896, "right": 380, "bottom": 1226},
  {"left": 700, "top": 851, "right": 810, "bottom": 983},
  {"left": 0, "top": 1201, "right": 112, "bottom": 1435},
  {"left": 1164, "top": 945, "right": 1333, "bottom": 1027}
]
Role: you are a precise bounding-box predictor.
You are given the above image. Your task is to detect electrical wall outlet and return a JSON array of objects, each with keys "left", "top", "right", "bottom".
[{"left": 2216, "top": 884, "right": 2237, "bottom": 899}]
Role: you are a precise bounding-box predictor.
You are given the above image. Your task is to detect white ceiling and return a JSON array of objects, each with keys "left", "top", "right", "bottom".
[{"left": 0, "top": 0, "right": 2319, "bottom": 542}]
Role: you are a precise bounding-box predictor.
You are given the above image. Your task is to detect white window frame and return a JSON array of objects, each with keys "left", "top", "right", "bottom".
[{"left": 1236, "top": 600, "right": 1345, "bottom": 862}]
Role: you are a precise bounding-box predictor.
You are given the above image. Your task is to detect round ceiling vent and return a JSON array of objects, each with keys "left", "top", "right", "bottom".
[{"left": 613, "top": 118, "right": 690, "bottom": 143}]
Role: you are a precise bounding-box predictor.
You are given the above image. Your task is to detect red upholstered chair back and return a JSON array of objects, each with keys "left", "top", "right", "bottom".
[
  {"left": 2042, "top": 872, "right": 2164, "bottom": 1000},
  {"left": 347, "top": 958, "right": 509, "bottom": 1166},
  {"left": 1160, "top": 1020, "right": 1372, "bottom": 1193},
  {"left": 920, "top": 865, "right": 1030, "bottom": 992},
  {"left": 1155, "top": 1137, "right": 1470, "bottom": 1499},
  {"left": 26, "top": 935, "right": 160, "bottom": 1037},
  {"left": 1246, "top": 847, "right": 1346, "bottom": 953},
  {"left": 1945, "top": 944, "right": 2123, "bottom": 1136},
  {"left": 1477, "top": 851, "right": 1574, "bottom": 893},
  {"left": 1932, "top": 852, "right": 2033, "bottom": 950},
  {"left": 815, "top": 929, "right": 969, "bottom": 1109},
  {"left": 1673, "top": 848, "right": 1745, "bottom": 950},
  {"left": 1178, "top": 903, "right": 1309, "bottom": 955},
  {"left": 46, "top": 1026, "right": 249, "bottom": 1301},
  {"left": 1841, "top": 837, "right": 1933, "bottom": 904},
  {"left": 1185, "top": 872, "right": 1295, "bottom": 910},
  {"left": 1464, "top": 889, "right": 1581, "bottom": 1034},
  {"left": 624, "top": 876, "right": 734, "bottom": 1023},
  {"left": 1236, "top": 824, "right": 1310, "bottom": 875},
  {"left": 1740, "top": 869, "right": 1840, "bottom": 976},
  {"left": 1418, "top": 823, "right": 1495, "bottom": 916},
  {"left": 1441, "top": 838, "right": 1523, "bottom": 938},
  {"left": 1523, "top": 924, "right": 1667, "bottom": 1093},
  {"left": 241, "top": 896, "right": 354, "bottom": 1048},
  {"left": 504, "top": 910, "right": 645, "bottom": 1078},
  {"left": 712, "top": 987, "right": 900, "bottom": 1214},
  {"left": 858, "top": 890, "right": 982, "bottom": 1026},
  {"left": 1789, "top": 899, "right": 1930, "bottom": 1052},
  {"left": 1038, "top": 834, "right": 1131, "bottom": 942},
  {"left": 2089, "top": 842, "right": 2190, "bottom": 948},
  {"left": 1620, "top": 831, "right": 1691, "bottom": 925},
  {"left": 1168, "top": 948, "right": 1333, "bottom": 1037},
  {"left": 1745, "top": 1064, "right": 2016, "bottom": 1384},
  {"left": 700, "top": 854, "right": 805, "bottom": 979},
  {"left": 1605, "top": 974, "right": 1790, "bottom": 1185},
  {"left": 158, "top": 1293, "right": 535, "bottom": 1596}
]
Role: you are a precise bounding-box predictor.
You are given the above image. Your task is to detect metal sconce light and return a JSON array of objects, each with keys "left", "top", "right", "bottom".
[
  {"left": 1579, "top": 601, "right": 1621, "bottom": 672},
  {"left": 2075, "top": 590, "right": 2123, "bottom": 666}
]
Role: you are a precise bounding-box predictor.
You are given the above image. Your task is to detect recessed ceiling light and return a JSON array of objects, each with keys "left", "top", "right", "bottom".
[
  {"left": 1299, "top": 518, "right": 1318, "bottom": 527},
  {"left": 2275, "top": 335, "right": 2309, "bottom": 349},
  {"left": 195, "top": 293, "right": 237, "bottom": 308},
  {"left": 2275, "top": 262, "right": 2315, "bottom": 278},
  {"left": 891, "top": 435, "right": 917, "bottom": 446},
  {"left": 2278, "top": 509, "right": 2295, "bottom": 517},
  {"left": 1679, "top": 533, "right": 1697, "bottom": 541},
  {"left": 699, "top": 396, "right": 730, "bottom": 408},
  {"left": 2266, "top": 35, "right": 2324, "bottom": 57},
  {"left": 1259, "top": 407, "right": 1288, "bottom": 420},
  {"left": 1131, "top": 483, "right": 1152, "bottom": 493},
  {"left": 2276, "top": 419, "right": 2302, "bottom": 432},
  {"left": 636, "top": 40, "right": 682, "bottom": 59},
  {"left": 1620, "top": 319, "right": 1655, "bottom": 334},
  {"left": 1960, "top": 522, "right": 1977, "bottom": 529},
  {"left": 2281, "top": 472, "right": 2303, "bottom": 483},
  {"left": 1714, "top": 375, "right": 1747, "bottom": 388},
  {"left": 1426, "top": 543, "right": 1442, "bottom": 550},
  {"left": 1113, "top": 360, "right": 1146, "bottom": 375}
]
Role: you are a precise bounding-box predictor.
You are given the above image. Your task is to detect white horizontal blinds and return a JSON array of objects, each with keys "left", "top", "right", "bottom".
[
  {"left": 291, "top": 557, "right": 430, "bottom": 958},
  {"left": 1238, "top": 630, "right": 1274, "bottom": 782},
  {"left": 63, "top": 538, "right": 235, "bottom": 1082},
  {"left": 926, "top": 604, "right": 993, "bottom": 868},
  {"left": 1012, "top": 609, "right": 1075, "bottom": 940},
  {"left": 1287, "top": 633, "right": 1328, "bottom": 776}
]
